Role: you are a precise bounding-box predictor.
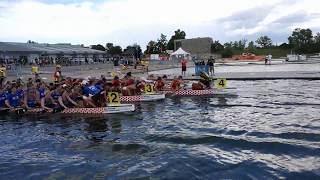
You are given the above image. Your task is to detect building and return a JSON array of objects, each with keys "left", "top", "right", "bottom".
[
  {"left": 174, "top": 37, "right": 219, "bottom": 59},
  {"left": 0, "top": 42, "right": 108, "bottom": 65}
]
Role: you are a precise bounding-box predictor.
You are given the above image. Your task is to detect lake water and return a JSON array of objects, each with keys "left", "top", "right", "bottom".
[{"left": 0, "top": 80, "right": 320, "bottom": 179}]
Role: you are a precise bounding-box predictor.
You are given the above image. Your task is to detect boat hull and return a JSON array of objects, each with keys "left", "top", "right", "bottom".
[{"left": 120, "top": 93, "right": 165, "bottom": 102}]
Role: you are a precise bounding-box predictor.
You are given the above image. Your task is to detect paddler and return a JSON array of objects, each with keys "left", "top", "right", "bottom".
[
  {"left": 171, "top": 76, "right": 183, "bottom": 91},
  {"left": 82, "top": 77, "right": 105, "bottom": 107},
  {"left": 36, "top": 82, "right": 51, "bottom": 110},
  {"left": 0, "top": 87, "right": 7, "bottom": 109},
  {"left": 23, "top": 82, "right": 38, "bottom": 110},
  {"left": 122, "top": 72, "right": 136, "bottom": 96},
  {"left": 111, "top": 76, "right": 121, "bottom": 92},
  {"left": 47, "top": 84, "right": 68, "bottom": 109},
  {"left": 192, "top": 72, "right": 212, "bottom": 90},
  {"left": 154, "top": 77, "right": 165, "bottom": 91},
  {"left": 5, "top": 85, "right": 23, "bottom": 110},
  {"left": 60, "top": 84, "right": 79, "bottom": 108}
]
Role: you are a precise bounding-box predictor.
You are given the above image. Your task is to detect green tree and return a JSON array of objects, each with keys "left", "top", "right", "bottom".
[
  {"left": 125, "top": 43, "right": 142, "bottom": 59},
  {"left": 156, "top": 34, "right": 168, "bottom": 53},
  {"left": 255, "top": 36, "right": 272, "bottom": 48},
  {"left": 91, "top": 44, "right": 106, "bottom": 51},
  {"left": 167, "top": 29, "right": 186, "bottom": 50},
  {"left": 106, "top": 43, "right": 114, "bottom": 51},
  {"left": 288, "top": 28, "right": 313, "bottom": 48},
  {"left": 145, "top": 41, "right": 159, "bottom": 54},
  {"left": 238, "top": 39, "right": 247, "bottom": 50},
  {"left": 211, "top": 41, "right": 224, "bottom": 52},
  {"left": 247, "top": 41, "right": 256, "bottom": 53},
  {"left": 109, "top": 45, "right": 122, "bottom": 55}
]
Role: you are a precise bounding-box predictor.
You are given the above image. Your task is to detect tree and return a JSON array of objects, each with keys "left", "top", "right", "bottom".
[
  {"left": 106, "top": 43, "right": 114, "bottom": 51},
  {"left": 167, "top": 29, "right": 186, "bottom": 50},
  {"left": 145, "top": 41, "right": 158, "bottom": 54},
  {"left": 247, "top": 41, "right": 256, "bottom": 53},
  {"left": 288, "top": 28, "right": 313, "bottom": 48},
  {"left": 238, "top": 39, "right": 247, "bottom": 50},
  {"left": 156, "top": 34, "right": 168, "bottom": 53},
  {"left": 255, "top": 36, "right": 272, "bottom": 48},
  {"left": 211, "top": 41, "right": 224, "bottom": 52},
  {"left": 109, "top": 46, "right": 122, "bottom": 55},
  {"left": 91, "top": 44, "right": 106, "bottom": 51},
  {"left": 124, "top": 44, "right": 142, "bottom": 59}
]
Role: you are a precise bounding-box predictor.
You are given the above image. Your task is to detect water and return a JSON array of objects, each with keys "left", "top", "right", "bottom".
[{"left": 1, "top": 80, "right": 320, "bottom": 179}]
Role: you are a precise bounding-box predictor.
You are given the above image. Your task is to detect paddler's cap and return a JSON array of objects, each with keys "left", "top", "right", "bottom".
[{"left": 81, "top": 80, "right": 88, "bottom": 85}]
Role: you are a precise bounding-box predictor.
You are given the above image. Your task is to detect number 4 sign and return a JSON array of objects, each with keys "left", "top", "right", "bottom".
[
  {"left": 215, "top": 78, "right": 227, "bottom": 89},
  {"left": 108, "top": 92, "right": 121, "bottom": 106}
]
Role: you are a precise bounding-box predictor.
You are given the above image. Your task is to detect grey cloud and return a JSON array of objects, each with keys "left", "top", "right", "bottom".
[
  {"left": 273, "top": 11, "right": 310, "bottom": 24},
  {"left": 217, "top": 6, "right": 273, "bottom": 29}
]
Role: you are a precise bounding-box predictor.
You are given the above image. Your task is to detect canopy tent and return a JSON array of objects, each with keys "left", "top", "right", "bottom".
[
  {"left": 171, "top": 47, "right": 190, "bottom": 56},
  {"left": 170, "top": 47, "right": 191, "bottom": 61}
]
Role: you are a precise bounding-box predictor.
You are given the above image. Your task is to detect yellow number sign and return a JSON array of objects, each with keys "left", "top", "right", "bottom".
[
  {"left": 215, "top": 78, "right": 227, "bottom": 89},
  {"left": 144, "top": 83, "right": 154, "bottom": 94},
  {"left": 108, "top": 92, "right": 120, "bottom": 106}
]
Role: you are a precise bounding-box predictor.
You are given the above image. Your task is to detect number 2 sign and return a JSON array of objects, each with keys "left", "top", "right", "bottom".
[{"left": 108, "top": 92, "right": 120, "bottom": 106}]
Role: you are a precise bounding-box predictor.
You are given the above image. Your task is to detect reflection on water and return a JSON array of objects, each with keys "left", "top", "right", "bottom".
[{"left": 0, "top": 80, "right": 320, "bottom": 179}]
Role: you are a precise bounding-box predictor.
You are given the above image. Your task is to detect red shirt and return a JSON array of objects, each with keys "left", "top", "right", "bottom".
[
  {"left": 171, "top": 79, "right": 180, "bottom": 90},
  {"left": 125, "top": 78, "right": 135, "bottom": 86},
  {"left": 155, "top": 80, "right": 165, "bottom": 90},
  {"left": 181, "top": 59, "right": 187, "bottom": 67},
  {"left": 112, "top": 79, "right": 120, "bottom": 87}
]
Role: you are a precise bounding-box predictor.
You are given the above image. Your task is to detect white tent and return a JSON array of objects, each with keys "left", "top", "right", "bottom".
[
  {"left": 170, "top": 47, "right": 190, "bottom": 61},
  {"left": 171, "top": 47, "right": 190, "bottom": 56}
]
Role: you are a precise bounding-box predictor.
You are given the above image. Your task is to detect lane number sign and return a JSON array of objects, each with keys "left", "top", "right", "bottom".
[
  {"left": 215, "top": 78, "right": 227, "bottom": 89},
  {"left": 108, "top": 92, "right": 120, "bottom": 106},
  {"left": 144, "top": 83, "right": 154, "bottom": 94}
]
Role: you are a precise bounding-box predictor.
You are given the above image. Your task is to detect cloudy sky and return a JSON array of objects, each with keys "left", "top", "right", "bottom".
[{"left": 0, "top": 0, "right": 319, "bottom": 49}]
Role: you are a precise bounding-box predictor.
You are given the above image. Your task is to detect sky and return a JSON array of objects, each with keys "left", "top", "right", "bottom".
[{"left": 0, "top": 0, "right": 320, "bottom": 49}]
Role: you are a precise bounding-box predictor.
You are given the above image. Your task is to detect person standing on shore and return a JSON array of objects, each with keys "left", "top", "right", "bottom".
[
  {"left": 268, "top": 54, "right": 272, "bottom": 65},
  {"left": 207, "top": 56, "right": 215, "bottom": 76},
  {"left": 181, "top": 58, "right": 187, "bottom": 76}
]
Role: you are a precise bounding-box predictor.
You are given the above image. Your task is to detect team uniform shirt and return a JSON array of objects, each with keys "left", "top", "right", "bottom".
[
  {"left": 0, "top": 93, "right": 6, "bottom": 108},
  {"left": 83, "top": 85, "right": 101, "bottom": 96},
  {"left": 51, "top": 91, "right": 61, "bottom": 100},
  {"left": 38, "top": 88, "right": 46, "bottom": 99},
  {"left": 17, "top": 89, "right": 24, "bottom": 99},
  {"left": 6, "top": 92, "right": 21, "bottom": 108}
]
